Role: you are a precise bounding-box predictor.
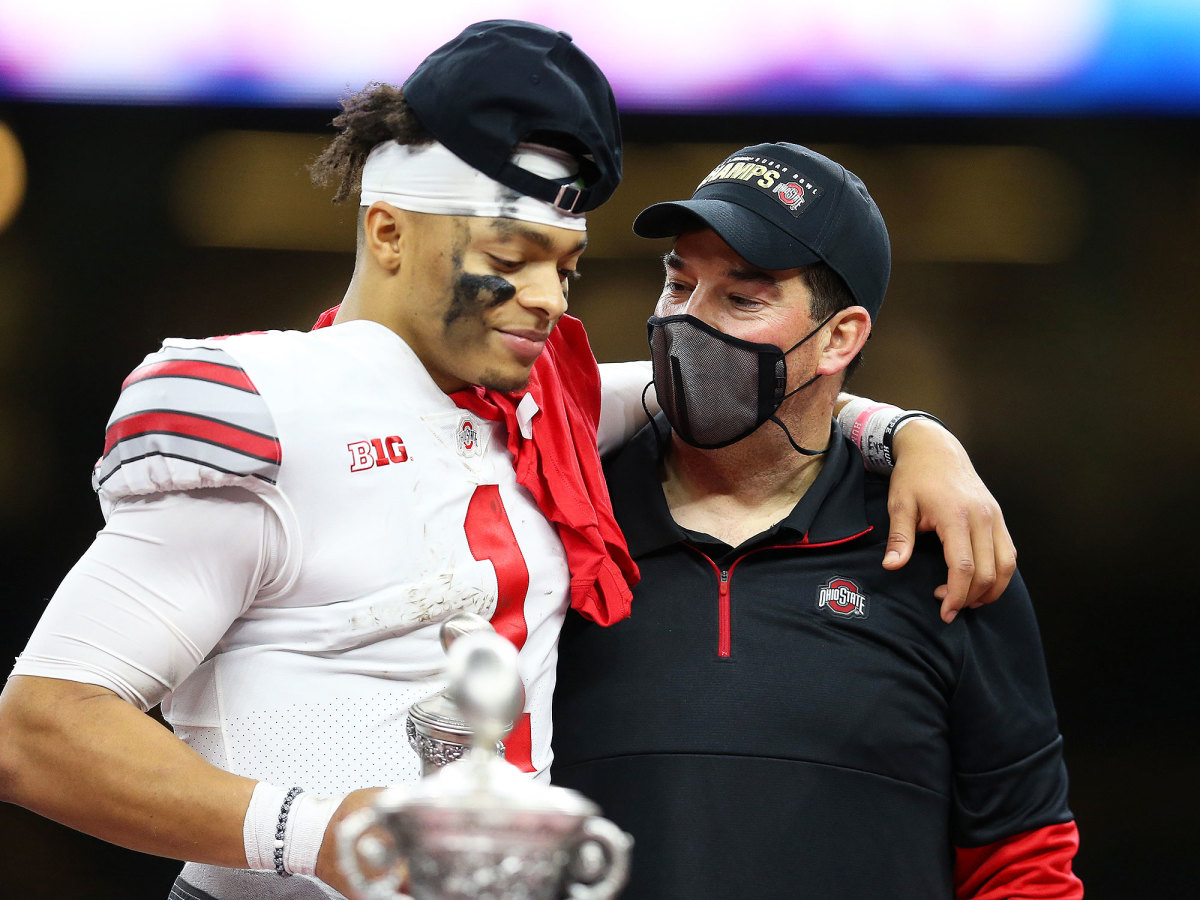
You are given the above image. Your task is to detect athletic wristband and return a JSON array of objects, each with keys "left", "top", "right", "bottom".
[
  {"left": 838, "top": 402, "right": 947, "bottom": 474},
  {"left": 884, "top": 410, "right": 946, "bottom": 446},
  {"left": 244, "top": 782, "right": 290, "bottom": 872},
  {"left": 283, "top": 791, "right": 344, "bottom": 877},
  {"left": 243, "top": 781, "right": 345, "bottom": 878},
  {"left": 879, "top": 410, "right": 948, "bottom": 474},
  {"left": 837, "top": 400, "right": 901, "bottom": 474},
  {"left": 836, "top": 398, "right": 899, "bottom": 449}
]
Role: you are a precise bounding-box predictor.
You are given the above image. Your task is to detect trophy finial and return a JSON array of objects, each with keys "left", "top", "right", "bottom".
[
  {"left": 444, "top": 629, "right": 524, "bottom": 752},
  {"left": 438, "top": 611, "right": 493, "bottom": 653}
]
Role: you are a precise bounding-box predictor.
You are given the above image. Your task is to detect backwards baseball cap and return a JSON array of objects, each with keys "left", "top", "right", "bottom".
[
  {"left": 633, "top": 142, "right": 890, "bottom": 319},
  {"left": 403, "top": 20, "right": 622, "bottom": 214}
]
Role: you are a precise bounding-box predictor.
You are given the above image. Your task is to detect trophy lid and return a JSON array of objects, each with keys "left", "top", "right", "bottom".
[{"left": 408, "top": 690, "right": 513, "bottom": 742}]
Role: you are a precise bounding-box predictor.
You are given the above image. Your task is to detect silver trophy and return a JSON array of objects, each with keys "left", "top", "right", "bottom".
[
  {"left": 337, "top": 613, "right": 632, "bottom": 900},
  {"left": 405, "top": 613, "right": 509, "bottom": 776}
]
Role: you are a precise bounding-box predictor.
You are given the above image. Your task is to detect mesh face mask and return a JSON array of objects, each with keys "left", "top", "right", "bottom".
[{"left": 647, "top": 313, "right": 834, "bottom": 452}]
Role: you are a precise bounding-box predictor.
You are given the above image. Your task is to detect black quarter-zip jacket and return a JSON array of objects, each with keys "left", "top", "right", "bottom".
[{"left": 551, "top": 418, "right": 1075, "bottom": 899}]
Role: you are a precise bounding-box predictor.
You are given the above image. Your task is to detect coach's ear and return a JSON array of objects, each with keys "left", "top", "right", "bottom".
[
  {"left": 361, "top": 201, "right": 406, "bottom": 273},
  {"left": 816, "top": 306, "right": 871, "bottom": 376}
]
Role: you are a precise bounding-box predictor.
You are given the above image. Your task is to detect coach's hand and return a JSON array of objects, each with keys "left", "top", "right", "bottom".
[{"left": 884, "top": 419, "right": 1017, "bottom": 623}]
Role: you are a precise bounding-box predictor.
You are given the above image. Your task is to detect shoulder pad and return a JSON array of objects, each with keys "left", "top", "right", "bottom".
[{"left": 93, "top": 341, "right": 282, "bottom": 504}]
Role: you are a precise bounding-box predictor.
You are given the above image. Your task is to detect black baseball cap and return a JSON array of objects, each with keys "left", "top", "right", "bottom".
[
  {"left": 633, "top": 142, "right": 890, "bottom": 318},
  {"left": 403, "top": 20, "right": 622, "bottom": 214}
]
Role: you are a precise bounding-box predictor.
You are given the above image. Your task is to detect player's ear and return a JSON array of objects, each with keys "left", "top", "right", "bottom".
[
  {"left": 817, "top": 307, "right": 871, "bottom": 376},
  {"left": 361, "top": 201, "right": 406, "bottom": 272}
]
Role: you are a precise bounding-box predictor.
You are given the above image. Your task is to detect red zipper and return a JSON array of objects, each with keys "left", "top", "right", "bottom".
[
  {"left": 685, "top": 548, "right": 740, "bottom": 659},
  {"left": 685, "top": 527, "right": 873, "bottom": 659},
  {"left": 717, "top": 568, "right": 731, "bottom": 657}
]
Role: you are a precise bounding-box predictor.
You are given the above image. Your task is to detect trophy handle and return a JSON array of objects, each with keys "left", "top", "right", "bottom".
[
  {"left": 564, "top": 816, "right": 633, "bottom": 900},
  {"left": 335, "top": 806, "right": 414, "bottom": 900}
]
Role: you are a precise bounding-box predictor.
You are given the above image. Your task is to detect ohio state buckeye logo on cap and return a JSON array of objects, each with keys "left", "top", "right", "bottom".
[
  {"left": 774, "top": 181, "right": 806, "bottom": 211},
  {"left": 817, "top": 576, "right": 869, "bottom": 618}
]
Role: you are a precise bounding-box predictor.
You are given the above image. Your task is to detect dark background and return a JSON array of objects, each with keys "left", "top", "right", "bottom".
[{"left": 0, "top": 101, "right": 1196, "bottom": 896}]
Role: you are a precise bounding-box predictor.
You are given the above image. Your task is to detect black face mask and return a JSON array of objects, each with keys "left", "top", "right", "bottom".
[{"left": 646, "top": 312, "right": 835, "bottom": 453}]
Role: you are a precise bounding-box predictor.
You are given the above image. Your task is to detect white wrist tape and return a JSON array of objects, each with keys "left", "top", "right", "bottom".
[
  {"left": 284, "top": 792, "right": 344, "bottom": 877},
  {"left": 244, "top": 781, "right": 289, "bottom": 871},
  {"left": 837, "top": 401, "right": 946, "bottom": 475},
  {"left": 243, "top": 781, "right": 345, "bottom": 877},
  {"left": 838, "top": 400, "right": 901, "bottom": 474}
]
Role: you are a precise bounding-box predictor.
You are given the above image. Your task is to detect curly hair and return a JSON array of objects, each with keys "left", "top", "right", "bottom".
[{"left": 308, "top": 83, "right": 435, "bottom": 204}]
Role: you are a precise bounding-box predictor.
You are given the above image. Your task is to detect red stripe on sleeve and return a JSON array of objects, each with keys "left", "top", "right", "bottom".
[
  {"left": 103, "top": 411, "right": 281, "bottom": 463},
  {"left": 122, "top": 359, "right": 257, "bottom": 392},
  {"left": 955, "top": 821, "right": 1083, "bottom": 899}
]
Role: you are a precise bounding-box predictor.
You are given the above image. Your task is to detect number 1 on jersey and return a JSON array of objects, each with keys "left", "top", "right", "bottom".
[{"left": 463, "top": 484, "right": 534, "bottom": 772}]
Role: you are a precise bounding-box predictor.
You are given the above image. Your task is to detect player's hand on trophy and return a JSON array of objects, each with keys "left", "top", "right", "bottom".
[
  {"left": 885, "top": 419, "right": 1017, "bottom": 622},
  {"left": 317, "top": 787, "right": 398, "bottom": 899}
]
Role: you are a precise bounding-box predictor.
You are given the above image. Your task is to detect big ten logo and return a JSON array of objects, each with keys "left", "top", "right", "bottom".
[{"left": 348, "top": 436, "right": 409, "bottom": 472}]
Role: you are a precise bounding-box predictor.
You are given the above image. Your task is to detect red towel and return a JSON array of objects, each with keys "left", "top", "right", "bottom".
[{"left": 312, "top": 306, "right": 637, "bottom": 625}]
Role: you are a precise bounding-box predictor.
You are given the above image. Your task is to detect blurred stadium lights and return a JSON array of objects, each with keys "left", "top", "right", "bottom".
[
  {"left": 0, "top": 121, "right": 26, "bottom": 234},
  {"left": 170, "top": 135, "right": 1083, "bottom": 264},
  {"left": 1, "top": 1, "right": 1200, "bottom": 113},
  {"left": 850, "top": 145, "right": 1085, "bottom": 264},
  {"left": 169, "top": 131, "right": 353, "bottom": 252}
]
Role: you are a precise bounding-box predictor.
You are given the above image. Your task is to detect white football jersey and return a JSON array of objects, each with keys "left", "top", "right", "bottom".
[{"left": 94, "top": 319, "right": 569, "bottom": 792}]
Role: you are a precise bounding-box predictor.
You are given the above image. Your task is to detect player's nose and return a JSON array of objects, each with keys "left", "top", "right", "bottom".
[{"left": 518, "top": 267, "right": 569, "bottom": 319}]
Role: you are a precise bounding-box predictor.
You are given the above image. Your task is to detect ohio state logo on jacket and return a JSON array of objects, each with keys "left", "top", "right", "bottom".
[{"left": 817, "top": 576, "right": 869, "bottom": 618}]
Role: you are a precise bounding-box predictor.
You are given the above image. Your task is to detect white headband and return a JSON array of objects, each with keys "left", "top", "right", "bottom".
[{"left": 359, "top": 140, "right": 587, "bottom": 231}]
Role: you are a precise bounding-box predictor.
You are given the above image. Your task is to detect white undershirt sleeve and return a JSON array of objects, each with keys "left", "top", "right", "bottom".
[
  {"left": 597, "top": 360, "right": 657, "bottom": 456},
  {"left": 10, "top": 488, "right": 286, "bottom": 711}
]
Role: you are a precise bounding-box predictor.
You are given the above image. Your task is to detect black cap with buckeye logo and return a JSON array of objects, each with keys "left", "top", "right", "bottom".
[
  {"left": 403, "top": 20, "right": 622, "bottom": 214},
  {"left": 633, "top": 142, "right": 890, "bottom": 319}
]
